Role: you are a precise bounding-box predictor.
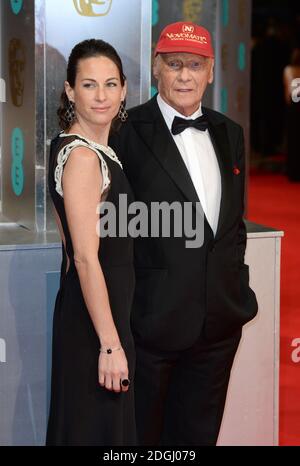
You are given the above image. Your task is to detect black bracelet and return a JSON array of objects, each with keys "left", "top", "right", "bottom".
[{"left": 99, "top": 346, "right": 121, "bottom": 354}]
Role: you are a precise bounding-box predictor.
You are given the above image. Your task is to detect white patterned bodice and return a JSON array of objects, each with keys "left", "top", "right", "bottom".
[{"left": 54, "top": 133, "right": 123, "bottom": 197}]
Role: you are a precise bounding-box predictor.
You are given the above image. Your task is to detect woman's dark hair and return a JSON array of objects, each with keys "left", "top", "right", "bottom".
[{"left": 58, "top": 39, "right": 126, "bottom": 130}]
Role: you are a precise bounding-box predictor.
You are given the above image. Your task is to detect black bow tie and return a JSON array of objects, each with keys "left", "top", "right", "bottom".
[{"left": 171, "top": 115, "right": 209, "bottom": 135}]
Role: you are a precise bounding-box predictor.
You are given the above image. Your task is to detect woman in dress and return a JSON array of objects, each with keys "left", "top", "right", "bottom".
[{"left": 46, "top": 39, "right": 136, "bottom": 446}]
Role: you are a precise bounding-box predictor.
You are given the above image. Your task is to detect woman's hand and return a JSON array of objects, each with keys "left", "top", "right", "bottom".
[{"left": 98, "top": 347, "right": 130, "bottom": 393}]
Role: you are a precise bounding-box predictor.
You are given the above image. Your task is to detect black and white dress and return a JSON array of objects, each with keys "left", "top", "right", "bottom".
[{"left": 46, "top": 133, "right": 136, "bottom": 446}]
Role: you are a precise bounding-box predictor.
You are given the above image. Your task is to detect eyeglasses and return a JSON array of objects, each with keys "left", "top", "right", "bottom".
[{"left": 161, "top": 56, "right": 209, "bottom": 72}]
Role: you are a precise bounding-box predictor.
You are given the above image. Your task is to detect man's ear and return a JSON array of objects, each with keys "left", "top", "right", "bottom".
[
  {"left": 208, "top": 59, "right": 214, "bottom": 84},
  {"left": 64, "top": 81, "right": 74, "bottom": 102},
  {"left": 152, "top": 55, "right": 161, "bottom": 80}
]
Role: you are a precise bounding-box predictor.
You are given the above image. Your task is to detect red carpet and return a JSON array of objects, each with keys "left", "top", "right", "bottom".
[{"left": 247, "top": 173, "right": 300, "bottom": 446}]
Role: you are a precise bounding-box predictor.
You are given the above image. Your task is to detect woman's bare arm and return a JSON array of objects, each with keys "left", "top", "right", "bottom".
[{"left": 62, "top": 146, "right": 129, "bottom": 392}]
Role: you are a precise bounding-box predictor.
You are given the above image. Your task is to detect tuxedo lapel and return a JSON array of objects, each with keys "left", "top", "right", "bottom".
[
  {"left": 132, "top": 98, "right": 201, "bottom": 206},
  {"left": 130, "top": 98, "right": 234, "bottom": 238},
  {"left": 206, "top": 115, "right": 234, "bottom": 239}
]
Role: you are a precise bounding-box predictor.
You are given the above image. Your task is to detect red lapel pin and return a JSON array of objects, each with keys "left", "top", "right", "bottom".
[{"left": 233, "top": 166, "right": 240, "bottom": 175}]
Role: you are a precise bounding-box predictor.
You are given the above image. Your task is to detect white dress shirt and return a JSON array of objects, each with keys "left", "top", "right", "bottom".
[{"left": 157, "top": 94, "right": 221, "bottom": 236}]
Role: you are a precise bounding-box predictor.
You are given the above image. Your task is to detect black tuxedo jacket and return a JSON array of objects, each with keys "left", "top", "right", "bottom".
[{"left": 110, "top": 96, "right": 258, "bottom": 351}]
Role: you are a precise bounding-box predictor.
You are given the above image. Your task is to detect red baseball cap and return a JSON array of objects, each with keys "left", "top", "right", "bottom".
[{"left": 154, "top": 21, "right": 214, "bottom": 58}]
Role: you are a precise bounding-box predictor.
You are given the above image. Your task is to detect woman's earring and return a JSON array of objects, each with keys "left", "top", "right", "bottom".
[
  {"left": 118, "top": 101, "right": 128, "bottom": 122},
  {"left": 66, "top": 100, "right": 75, "bottom": 124}
]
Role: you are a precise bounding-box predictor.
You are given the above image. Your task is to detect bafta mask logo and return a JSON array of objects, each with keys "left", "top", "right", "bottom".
[
  {"left": 183, "top": 0, "right": 204, "bottom": 23},
  {"left": 9, "top": 38, "right": 25, "bottom": 107},
  {"left": 73, "top": 0, "right": 112, "bottom": 17}
]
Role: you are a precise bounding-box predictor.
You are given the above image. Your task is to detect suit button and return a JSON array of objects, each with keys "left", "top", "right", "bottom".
[{"left": 210, "top": 244, "right": 215, "bottom": 253}]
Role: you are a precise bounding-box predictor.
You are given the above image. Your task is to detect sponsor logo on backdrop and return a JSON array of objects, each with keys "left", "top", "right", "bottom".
[
  {"left": 291, "top": 338, "right": 300, "bottom": 363},
  {"left": 151, "top": 86, "right": 158, "bottom": 98},
  {"left": 222, "top": 0, "right": 229, "bottom": 27},
  {"left": 183, "top": 0, "right": 204, "bottom": 23},
  {"left": 73, "top": 0, "right": 112, "bottom": 17},
  {"left": 238, "top": 42, "right": 246, "bottom": 71},
  {"left": 10, "top": 0, "right": 23, "bottom": 15},
  {"left": 0, "top": 338, "right": 6, "bottom": 363},
  {"left": 221, "top": 87, "right": 228, "bottom": 114},
  {"left": 11, "top": 128, "right": 25, "bottom": 196},
  {"left": 9, "top": 38, "right": 25, "bottom": 107},
  {"left": 152, "top": 0, "right": 159, "bottom": 27}
]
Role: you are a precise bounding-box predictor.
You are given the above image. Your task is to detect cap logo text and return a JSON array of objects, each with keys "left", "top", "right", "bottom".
[
  {"left": 182, "top": 25, "right": 195, "bottom": 33},
  {"left": 166, "top": 33, "right": 208, "bottom": 45}
]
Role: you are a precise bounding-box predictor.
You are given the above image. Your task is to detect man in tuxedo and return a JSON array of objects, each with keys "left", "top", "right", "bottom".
[{"left": 112, "top": 21, "right": 258, "bottom": 446}]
